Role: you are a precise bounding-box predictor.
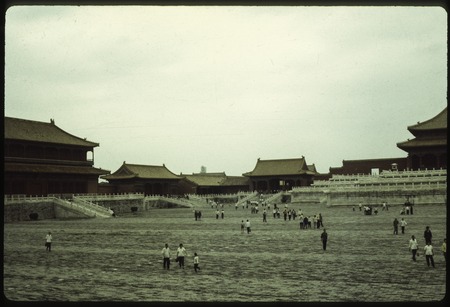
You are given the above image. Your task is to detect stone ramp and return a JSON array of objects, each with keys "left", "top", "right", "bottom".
[{"left": 54, "top": 197, "right": 112, "bottom": 218}]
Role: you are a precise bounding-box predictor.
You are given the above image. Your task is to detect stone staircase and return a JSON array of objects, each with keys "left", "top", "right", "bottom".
[
  {"left": 263, "top": 191, "right": 284, "bottom": 204},
  {"left": 159, "top": 196, "right": 193, "bottom": 208},
  {"left": 235, "top": 191, "right": 259, "bottom": 207},
  {"left": 55, "top": 197, "right": 112, "bottom": 218}
]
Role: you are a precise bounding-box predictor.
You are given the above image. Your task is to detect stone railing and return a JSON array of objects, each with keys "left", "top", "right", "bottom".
[{"left": 71, "top": 197, "right": 113, "bottom": 218}]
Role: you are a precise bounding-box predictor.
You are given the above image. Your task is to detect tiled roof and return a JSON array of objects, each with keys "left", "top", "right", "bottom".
[
  {"left": 243, "top": 157, "right": 316, "bottom": 177},
  {"left": 307, "top": 164, "right": 317, "bottom": 172},
  {"left": 4, "top": 117, "right": 99, "bottom": 147},
  {"left": 408, "top": 108, "right": 447, "bottom": 131},
  {"left": 184, "top": 173, "right": 226, "bottom": 186},
  {"left": 102, "top": 163, "right": 182, "bottom": 180},
  {"left": 4, "top": 163, "right": 109, "bottom": 175},
  {"left": 183, "top": 173, "right": 250, "bottom": 187},
  {"left": 397, "top": 108, "right": 447, "bottom": 151}
]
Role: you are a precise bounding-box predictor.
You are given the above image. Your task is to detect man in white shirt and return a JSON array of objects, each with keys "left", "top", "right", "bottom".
[
  {"left": 423, "top": 243, "right": 435, "bottom": 268},
  {"left": 400, "top": 218, "right": 407, "bottom": 234},
  {"left": 161, "top": 243, "right": 171, "bottom": 270},
  {"left": 45, "top": 231, "right": 52, "bottom": 252},
  {"left": 409, "top": 235, "right": 419, "bottom": 261},
  {"left": 177, "top": 243, "right": 187, "bottom": 268},
  {"left": 245, "top": 219, "right": 251, "bottom": 234}
]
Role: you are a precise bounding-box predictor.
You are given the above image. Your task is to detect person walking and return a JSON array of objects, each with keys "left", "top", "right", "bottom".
[
  {"left": 193, "top": 252, "right": 201, "bottom": 272},
  {"left": 321, "top": 229, "right": 328, "bottom": 251},
  {"left": 318, "top": 213, "right": 324, "bottom": 227},
  {"left": 409, "top": 235, "right": 419, "bottom": 261},
  {"left": 423, "top": 242, "right": 435, "bottom": 268},
  {"left": 245, "top": 219, "right": 251, "bottom": 234},
  {"left": 45, "top": 231, "right": 52, "bottom": 252},
  {"left": 393, "top": 218, "right": 399, "bottom": 235},
  {"left": 400, "top": 218, "right": 407, "bottom": 234},
  {"left": 240, "top": 220, "right": 245, "bottom": 234},
  {"left": 221, "top": 210, "right": 225, "bottom": 219},
  {"left": 442, "top": 238, "right": 446, "bottom": 262},
  {"left": 216, "top": 210, "right": 220, "bottom": 220},
  {"left": 424, "top": 226, "right": 433, "bottom": 245},
  {"left": 177, "top": 243, "right": 187, "bottom": 269},
  {"left": 161, "top": 243, "right": 171, "bottom": 270}
]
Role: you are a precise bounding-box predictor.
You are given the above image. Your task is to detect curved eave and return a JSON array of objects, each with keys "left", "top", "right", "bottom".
[
  {"left": 243, "top": 171, "right": 316, "bottom": 177},
  {"left": 397, "top": 138, "right": 447, "bottom": 149},
  {"left": 101, "top": 174, "right": 137, "bottom": 180},
  {"left": 135, "top": 175, "right": 182, "bottom": 180},
  {"left": 5, "top": 163, "right": 110, "bottom": 175},
  {"left": 408, "top": 108, "right": 447, "bottom": 131}
]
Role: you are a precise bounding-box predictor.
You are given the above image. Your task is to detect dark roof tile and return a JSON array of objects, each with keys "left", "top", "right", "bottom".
[
  {"left": 4, "top": 163, "right": 109, "bottom": 175},
  {"left": 243, "top": 157, "right": 316, "bottom": 176},
  {"left": 102, "top": 163, "right": 182, "bottom": 180},
  {"left": 5, "top": 117, "right": 99, "bottom": 147},
  {"left": 408, "top": 107, "right": 447, "bottom": 131}
]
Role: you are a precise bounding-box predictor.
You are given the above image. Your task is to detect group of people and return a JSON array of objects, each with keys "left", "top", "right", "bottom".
[
  {"left": 194, "top": 210, "right": 202, "bottom": 220},
  {"left": 407, "top": 226, "right": 446, "bottom": 268},
  {"left": 161, "top": 243, "right": 200, "bottom": 272},
  {"left": 393, "top": 217, "right": 408, "bottom": 235},
  {"left": 356, "top": 202, "right": 391, "bottom": 214},
  {"left": 241, "top": 219, "right": 252, "bottom": 234}
]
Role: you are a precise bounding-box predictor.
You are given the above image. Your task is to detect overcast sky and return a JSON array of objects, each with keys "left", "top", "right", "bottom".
[{"left": 4, "top": 6, "right": 447, "bottom": 176}]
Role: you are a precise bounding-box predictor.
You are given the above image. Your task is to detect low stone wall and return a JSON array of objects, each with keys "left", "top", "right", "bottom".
[
  {"left": 144, "top": 198, "right": 190, "bottom": 209},
  {"left": 92, "top": 198, "right": 145, "bottom": 214},
  {"left": 4, "top": 200, "right": 95, "bottom": 222},
  {"left": 4, "top": 196, "right": 193, "bottom": 222},
  {"left": 4, "top": 201, "right": 55, "bottom": 222},
  {"left": 90, "top": 198, "right": 190, "bottom": 213},
  {"left": 290, "top": 190, "right": 325, "bottom": 204},
  {"left": 290, "top": 188, "right": 447, "bottom": 207},
  {"left": 324, "top": 189, "right": 447, "bottom": 206}
]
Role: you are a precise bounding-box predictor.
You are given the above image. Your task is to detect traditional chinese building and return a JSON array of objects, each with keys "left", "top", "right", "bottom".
[
  {"left": 243, "top": 157, "right": 317, "bottom": 192},
  {"left": 4, "top": 117, "right": 109, "bottom": 195},
  {"left": 100, "top": 162, "right": 183, "bottom": 195},
  {"left": 397, "top": 107, "right": 447, "bottom": 170},
  {"left": 178, "top": 172, "right": 250, "bottom": 195}
]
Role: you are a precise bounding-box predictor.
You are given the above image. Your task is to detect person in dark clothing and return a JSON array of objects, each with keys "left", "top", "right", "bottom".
[
  {"left": 393, "top": 218, "right": 399, "bottom": 235},
  {"left": 318, "top": 213, "right": 324, "bottom": 227},
  {"left": 321, "top": 229, "right": 328, "bottom": 251},
  {"left": 424, "top": 226, "right": 433, "bottom": 245}
]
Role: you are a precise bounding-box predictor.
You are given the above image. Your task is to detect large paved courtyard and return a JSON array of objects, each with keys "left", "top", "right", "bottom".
[{"left": 3, "top": 202, "right": 447, "bottom": 302}]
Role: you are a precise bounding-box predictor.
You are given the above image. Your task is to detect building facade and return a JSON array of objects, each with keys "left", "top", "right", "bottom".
[
  {"left": 329, "top": 157, "right": 408, "bottom": 176},
  {"left": 101, "top": 162, "right": 183, "bottom": 195},
  {"left": 4, "top": 117, "right": 109, "bottom": 195},
  {"left": 243, "top": 157, "right": 317, "bottom": 192},
  {"left": 178, "top": 172, "right": 250, "bottom": 195}
]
